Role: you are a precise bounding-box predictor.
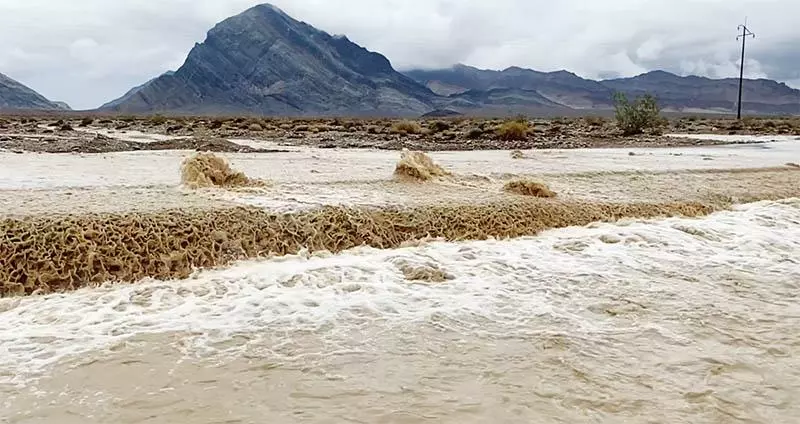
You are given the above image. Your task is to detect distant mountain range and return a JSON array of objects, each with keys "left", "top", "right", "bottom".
[
  {"left": 1, "top": 3, "right": 799, "bottom": 116},
  {"left": 406, "top": 65, "right": 800, "bottom": 116},
  {"left": 0, "top": 72, "right": 70, "bottom": 111}
]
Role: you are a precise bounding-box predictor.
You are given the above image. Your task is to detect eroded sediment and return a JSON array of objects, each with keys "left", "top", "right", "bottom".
[
  {"left": 503, "top": 179, "right": 557, "bottom": 198},
  {"left": 181, "top": 152, "right": 267, "bottom": 189},
  {"left": 393, "top": 150, "right": 450, "bottom": 181},
  {"left": 1, "top": 199, "right": 717, "bottom": 296}
]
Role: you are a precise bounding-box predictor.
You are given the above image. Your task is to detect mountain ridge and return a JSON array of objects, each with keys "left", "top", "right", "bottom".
[
  {"left": 407, "top": 64, "right": 800, "bottom": 115},
  {"left": 4, "top": 3, "right": 799, "bottom": 116},
  {"left": 0, "top": 72, "right": 70, "bottom": 111}
]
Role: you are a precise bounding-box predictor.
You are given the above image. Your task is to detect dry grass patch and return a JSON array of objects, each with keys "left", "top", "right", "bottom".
[
  {"left": 391, "top": 120, "right": 422, "bottom": 134},
  {"left": 497, "top": 120, "right": 530, "bottom": 141}
]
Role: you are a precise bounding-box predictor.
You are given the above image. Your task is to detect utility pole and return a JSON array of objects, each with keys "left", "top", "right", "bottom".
[{"left": 736, "top": 20, "right": 755, "bottom": 119}]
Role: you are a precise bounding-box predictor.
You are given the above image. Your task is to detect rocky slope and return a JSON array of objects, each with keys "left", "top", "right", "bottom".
[
  {"left": 0, "top": 72, "right": 69, "bottom": 111},
  {"left": 101, "top": 4, "right": 435, "bottom": 116}
]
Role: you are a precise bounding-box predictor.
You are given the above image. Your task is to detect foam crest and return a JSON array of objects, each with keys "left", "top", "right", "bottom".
[
  {"left": 0, "top": 200, "right": 715, "bottom": 296},
  {"left": 1, "top": 199, "right": 798, "bottom": 385}
]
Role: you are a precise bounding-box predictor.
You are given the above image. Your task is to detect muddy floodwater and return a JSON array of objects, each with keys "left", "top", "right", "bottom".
[{"left": 2, "top": 198, "right": 799, "bottom": 423}]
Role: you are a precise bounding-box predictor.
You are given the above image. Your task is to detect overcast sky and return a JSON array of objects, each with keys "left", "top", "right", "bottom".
[{"left": 1, "top": 0, "right": 798, "bottom": 110}]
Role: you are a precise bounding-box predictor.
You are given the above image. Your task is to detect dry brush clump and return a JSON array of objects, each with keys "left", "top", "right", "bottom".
[
  {"left": 1, "top": 200, "right": 717, "bottom": 297},
  {"left": 181, "top": 152, "right": 265, "bottom": 189},
  {"left": 497, "top": 120, "right": 531, "bottom": 141},
  {"left": 394, "top": 150, "right": 450, "bottom": 181},
  {"left": 503, "top": 179, "right": 557, "bottom": 198},
  {"left": 391, "top": 120, "right": 422, "bottom": 134}
]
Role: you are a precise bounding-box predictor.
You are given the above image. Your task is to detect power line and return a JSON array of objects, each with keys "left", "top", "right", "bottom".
[{"left": 736, "top": 19, "right": 755, "bottom": 119}]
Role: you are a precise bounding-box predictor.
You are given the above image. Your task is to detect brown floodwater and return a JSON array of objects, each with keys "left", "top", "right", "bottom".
[{"left": 2, "top": 199, "right": 800, "bottom": 423}]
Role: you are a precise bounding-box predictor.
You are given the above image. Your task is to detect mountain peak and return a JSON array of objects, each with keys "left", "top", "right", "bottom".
[
  {"left": 100, "top": 4, "right": 434, "bottom": 115},
  {"left": 640, "top": 69, "right": 679, "bottom": 79},
  {"left": 253, "top": 3, "right": 287, "bottom": 14}
]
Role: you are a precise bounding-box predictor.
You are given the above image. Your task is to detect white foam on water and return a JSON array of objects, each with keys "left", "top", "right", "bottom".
[{"left": 1, "top": 199, "right": 799, "bottom": 387}]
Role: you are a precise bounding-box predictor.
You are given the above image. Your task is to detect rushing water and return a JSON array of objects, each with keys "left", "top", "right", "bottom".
[{"left": 2, "top": 199, "right": 799, "bottom": 423}]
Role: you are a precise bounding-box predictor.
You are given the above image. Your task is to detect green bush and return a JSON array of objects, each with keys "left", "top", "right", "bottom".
[{"left": 613, "top": 92, "right": 663, "bottom": 135}]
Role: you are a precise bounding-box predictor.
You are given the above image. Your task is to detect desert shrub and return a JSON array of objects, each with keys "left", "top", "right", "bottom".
[
  {"left": 584, "top": 116, "right": 606, "bottom": 126},
  {"left": 613, "top": 92, "right": 663, "bottom": 135},
  {"left": 391, "top": 120, "right": 422, "bottom": 134},
  {"left": 466, "top": 128, "right": 484, "bottom": 139},
  {"left": 149, "top": 114, "right": 168, "bottom": 125},
  {"left": 79, "top": 117, "right": 94, "bottom": 127},
  {"left": 427, "top": 121, "right": 451, "bottom": 133},
  {"left": 728, "top": 121, "right": 744, "bottom": 131},
  {"left": 496, "top": 120, "right": 530, "bottom": 141}
]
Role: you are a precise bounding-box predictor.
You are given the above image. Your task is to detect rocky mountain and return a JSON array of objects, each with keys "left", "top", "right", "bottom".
[
  {"left": 99, "top": 4, "right": 799, "bottom": 117},
  {"left": 407, "top": 65, "right": 612, "bottom": 110},
  {"left": 99, "top": 71, "right": 175, "bottom": 110},
  {"left": 0, "top": 72, "right": 69, "bottom": 111},
  {"left": 407, "top": 65, "right": 800, "bottom": 115},
  {"left": 602, "top": 71, "right": 800, "bottom": 115},
  {"left": 101, "top": 4, "right": 435, "bottom": 116}
]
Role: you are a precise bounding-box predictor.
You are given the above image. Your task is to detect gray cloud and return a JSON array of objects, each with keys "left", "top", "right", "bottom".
[{"left": 1, "top": 0, "right": 798, "bottom": 109}]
